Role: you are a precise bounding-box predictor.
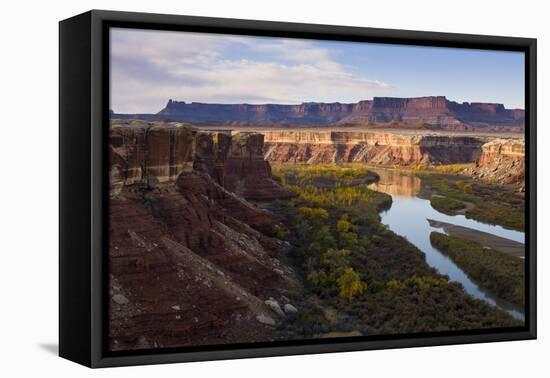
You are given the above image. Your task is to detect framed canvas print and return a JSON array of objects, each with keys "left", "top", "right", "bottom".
[{"left": 59, "top": 10, "right": 537, "bottom": 368}]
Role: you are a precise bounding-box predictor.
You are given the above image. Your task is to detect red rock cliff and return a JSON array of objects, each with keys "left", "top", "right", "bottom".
[
  {"left": 147, "top": 96, "right": 524, "bottom": 131},
  {"left": 109, "top": 120, "right": 298, "bottom": 351},
  {"left": 110, "top": 121, "right": 196, "bottom": 192},
  {"left": 110, "top": 121, "right": 295, "bottom": 200}
]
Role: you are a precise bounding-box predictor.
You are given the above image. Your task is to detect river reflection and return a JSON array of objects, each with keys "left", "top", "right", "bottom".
[
  {"left": 367, "top": 171, "right": 421, "bottom": 197},
  {"left": 368, "top": 168, "right": 525, "bottom": 321}
]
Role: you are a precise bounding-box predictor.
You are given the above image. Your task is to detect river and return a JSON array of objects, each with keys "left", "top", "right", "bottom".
[{"left": 367, "top": 168, "right": 525, "bottom": 321}]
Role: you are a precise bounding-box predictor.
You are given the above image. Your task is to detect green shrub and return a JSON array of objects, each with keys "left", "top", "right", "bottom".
[
  {"left": 430, "top": 232, "right": 524, "bottom": 307},
  {"left": 430, "top": 196, "right": 466, "bottom": 215}
]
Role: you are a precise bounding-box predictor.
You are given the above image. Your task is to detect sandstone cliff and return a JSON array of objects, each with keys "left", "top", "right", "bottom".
[
  {"left": 263, "top": 130, "right": 484, "bottom": 165},
  {"left": 110, "top": 121, "right": 196, "bottom": 192},
  {"left": 463, "top": 139, "right": 525, "bottom": 187},
  {"left": 194, "top": 131, "right": 295, "bottom": 201},
  {"left": 110, "top": 121, "right": 295, "bottom": 201},
  {"left": 109, "top": 120, "right": 297, "bottom": 351},
  {"left": 142, "top": 96, "right": 524, "bottom": 131}
]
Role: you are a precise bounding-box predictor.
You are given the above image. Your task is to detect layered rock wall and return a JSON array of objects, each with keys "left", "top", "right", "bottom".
[
  {"left": 110, "top": 121, "right": 196, "bottom": 192},
  {"left": 263, "top": 131, "right": 484, "bottom": 165},
  {"left": 466, "top": 139, "right": 526, "bottom": 185},
  {"left": 110, "top": 121, "right": 294, "bottom": 200},
  {"left": 150, "top": 96, "right": 524, "bottom": 130}
]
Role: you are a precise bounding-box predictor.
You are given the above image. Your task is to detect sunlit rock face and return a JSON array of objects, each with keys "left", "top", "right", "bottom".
[
  {"left": 465, "top": 139, "right": 526, "bottom": 186},
  {"left": 477, "top": 139, "right": 525, "bottom": 163},
  {"left": 263, "top": 131, "right": 484, "bottom": 165}
]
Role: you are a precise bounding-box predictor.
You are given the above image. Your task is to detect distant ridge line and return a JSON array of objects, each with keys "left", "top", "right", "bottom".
[{"left": 111, "top": 96, "right": 525, "bottom": 132}]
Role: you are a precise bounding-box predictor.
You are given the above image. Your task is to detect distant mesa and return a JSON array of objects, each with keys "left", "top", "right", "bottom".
[{"left": 112, "top": 96, "right": 525, "bottom": 132}]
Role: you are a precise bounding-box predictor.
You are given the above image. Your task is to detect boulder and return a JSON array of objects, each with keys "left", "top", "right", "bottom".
[
  {"left": 112, "top": 294, "right": 129, "bottom": 305},
  {"left": 265, "top": 298, "right": 285, "bottom": 317},
  {"left": 283, "top": 303, "right": 298, "bottom": 314},
  {"left": 256, "top": 313, "right": 276, "bottom": 326}
]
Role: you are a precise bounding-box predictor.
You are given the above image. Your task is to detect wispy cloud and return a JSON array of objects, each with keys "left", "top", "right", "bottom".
[{"left": 110, "top": 29, "right": 394, "bottom": 113}]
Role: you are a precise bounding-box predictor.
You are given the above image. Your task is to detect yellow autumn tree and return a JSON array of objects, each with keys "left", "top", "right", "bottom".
[{"left": 337, "top": 268, "right": 365, "bottom": 301}]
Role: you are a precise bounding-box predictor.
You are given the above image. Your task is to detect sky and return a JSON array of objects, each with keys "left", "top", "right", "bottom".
[{"left": 110, "top": 28, "right": 525, "bottom": 114}]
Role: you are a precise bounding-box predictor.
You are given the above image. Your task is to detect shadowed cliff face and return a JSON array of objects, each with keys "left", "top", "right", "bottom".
[
  {"left": 109, "top": 120, "right": 298, "bottom": 351},
  {"left": 110, "top": 121, "right": 196, "bottom": 192},
  {"left": 110, "top": 120, "right": 296, "bottom": 201},
  {"left": 263, "top": 131, "right": 485, "bottom": 165},
  {"left": 194, "top": 131, "right": 295, "bottom": 201},
  {"left": 146, "top": 96, "right": 524, "bottom": 131}
]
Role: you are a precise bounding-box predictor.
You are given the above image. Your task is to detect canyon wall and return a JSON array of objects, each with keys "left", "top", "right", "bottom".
[
  {"left": 110, "top": 120, "right": 295, "bottom": 201},
  {"left": 464, "top": 139, "right": 526, "bottom": 187},
  {"left": 263, "top": 130, "right": 485, "bottom": 165},
  {"left": 109, "top": 120, "right": 298, "bottom": 351},
  {"left": 146, "top": 96, "right": 524, "bottom": 131},
  {"left": 110, "top": 121, "right": 196, "bottom": 191},
  {"left": 263, "top": 130, "right": 526, "bottom": 186},
  {"left": 107, "top": 119, "right": 526, "bottom": 350}
]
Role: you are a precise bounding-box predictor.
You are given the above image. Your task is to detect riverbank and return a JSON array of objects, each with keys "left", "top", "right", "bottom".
[
  {"left": 365, "top": 166, "right": 524, "bottom": 319},
  {"left": 419, "top": 173, "right": 524, "bottom": 231},
  {"left": 268, "top": 164, "right": 522, "bottom": 339},
  {"left": 428, "top": 219, "right": 524, "bottom": 258},
  {"left": 430, "top": 232, "right": 525, "bottom": 308}
]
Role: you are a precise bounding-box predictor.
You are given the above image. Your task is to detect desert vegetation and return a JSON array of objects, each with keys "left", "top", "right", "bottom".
[
  {"left": 430, "top": 196, "right": 467, "bottom": 215},
  {"left": 421, "top": 174, "right": 524, "bottom": 231},
  {"left": 269, "top": 164, "right": 521, "bottom": 339}
]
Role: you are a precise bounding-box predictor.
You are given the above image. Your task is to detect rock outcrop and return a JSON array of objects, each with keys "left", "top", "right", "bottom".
[
  {"left": 194, "top": 131, "right": 296, "bottom": 201},
  {"left": 110, "top": 121, "right": 196, "bottom": 193},
  {"left": 263, "top": 130, "right": 485, "bottom": 165},
  {"left": 140, "top": 96, "right": 525, "bottom": 131},
  {"left": 109, "top": 120, "right": 297, "bottom": 351},
  {"left": 110, "top": 120, "right": 295, "bottom": 201},
  {"left": 463, "top": 139, "right": 525, "bottom": 186}
]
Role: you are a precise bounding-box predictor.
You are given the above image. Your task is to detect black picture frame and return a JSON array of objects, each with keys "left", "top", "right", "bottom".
[{"left": 59, "top": 9, "right": 537, "bottom": 368}]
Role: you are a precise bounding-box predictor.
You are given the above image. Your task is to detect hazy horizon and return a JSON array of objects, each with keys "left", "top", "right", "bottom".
[{"left": 110, "top": 28, "right": 525, "bottom": 113}]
